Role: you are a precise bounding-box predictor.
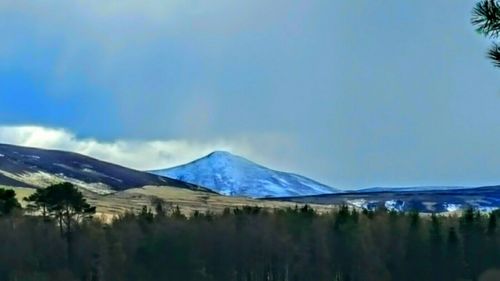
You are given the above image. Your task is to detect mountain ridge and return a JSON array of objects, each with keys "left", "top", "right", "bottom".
[
  {"left": 0, "top": 143, "right": 207, "bottom": 193},
  {"left": 268, "top": 185, "right": 500, "bottom": 212},
  {"left": 149, "top": 151, "right": 340, "bottom": 198}
]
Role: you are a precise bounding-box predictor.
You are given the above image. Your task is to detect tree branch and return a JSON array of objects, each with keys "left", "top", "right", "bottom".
[
  {"left": 488, "top": 43, "right": 500, "bottom": 66},
  {"left": 472, "top": 0, "right": 500, "bottom": 38}
]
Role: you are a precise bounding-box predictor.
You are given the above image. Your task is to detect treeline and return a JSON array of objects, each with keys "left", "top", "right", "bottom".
[{"left": 0, "top": 184, "right": 499, "bottom": 281}]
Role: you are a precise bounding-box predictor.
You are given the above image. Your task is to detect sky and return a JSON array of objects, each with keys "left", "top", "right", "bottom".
[{"left": 0, "top": 1, "right": 499, "bottom": 189}]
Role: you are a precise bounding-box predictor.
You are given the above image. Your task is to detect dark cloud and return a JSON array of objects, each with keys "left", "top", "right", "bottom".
[{"left": 1, "top": 1, "right": 499, "bottom": 188}]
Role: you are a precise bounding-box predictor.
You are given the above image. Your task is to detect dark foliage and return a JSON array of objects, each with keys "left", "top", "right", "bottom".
[
  {"left": 0, "top": 188, "right": 20, "bottom": 215},
  {"left": 24, "top": 182, "right": 96, "bottom": 266},
  {"left": 488, "top": 43, "right": 500, "bottom": 67},
  {"left": 0, "top": 197, "right": 499, "bottom": 280},
  {"left": 473, "top": 0, "right": 500, "bottom": 67},
  {"left": 25, "top": 182, "right": 95, "bottom": 236}
]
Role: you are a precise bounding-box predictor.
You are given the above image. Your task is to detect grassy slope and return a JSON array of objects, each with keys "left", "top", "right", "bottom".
[
  {"left": 2, "top": 186, "right": 334, "bottom": 221},
  {"left": 87, "top": 186, "right": 334, "bottom": 220}
]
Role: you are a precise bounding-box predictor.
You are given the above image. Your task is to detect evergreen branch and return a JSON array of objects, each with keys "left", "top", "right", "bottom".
[
  {"left": 472, "top": 0, "right": 500, "bottom": 38},
  {"left": 488, "top": 43, "right": 500, "bottom": 66}
]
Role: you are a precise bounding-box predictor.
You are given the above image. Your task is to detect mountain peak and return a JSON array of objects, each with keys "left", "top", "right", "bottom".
[
  {"left": 206, "top": 150, "right": 237, "bottom": 158},
  {"left": 150, "top": 152, "right": 339, "bottom": 198}
]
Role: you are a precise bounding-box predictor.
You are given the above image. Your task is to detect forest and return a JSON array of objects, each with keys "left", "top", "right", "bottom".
[{"left": 0, "top": 184, "right": 499, "bottom": 281}]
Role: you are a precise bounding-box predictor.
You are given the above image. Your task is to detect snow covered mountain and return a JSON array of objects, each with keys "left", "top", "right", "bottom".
[
  {"left": 149, "top": 151, "right": 339, "bottom": 198},
  {"left": 271, "top": 185, "right": 500, "bottom": 213},
  {"left": 0, "top": 143, "right": 205, "bottom": 194}
]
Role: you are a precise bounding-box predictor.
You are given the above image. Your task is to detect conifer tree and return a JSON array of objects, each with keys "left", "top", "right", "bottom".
[
  {"left": 473, "top": 0, "right": 500, "bottom": 66},
  {"left": 0, "top": 188, "right": 20, "bottom": 216},
  {"left": 24, "top": 182, "right": 96, "bottom": 264},
  {"left": 25, "top": 182, "right": 95, "bottom": 237}
]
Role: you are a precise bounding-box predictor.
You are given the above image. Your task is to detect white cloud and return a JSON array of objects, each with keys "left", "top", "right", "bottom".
[
  {"left": 0, "top": 125, "right": 258, "bottom": 171},
  {"left": 0, "top": 1, "right": 326, "bottom": 183}
]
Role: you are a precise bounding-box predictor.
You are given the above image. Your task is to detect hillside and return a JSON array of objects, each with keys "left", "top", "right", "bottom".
[
  {"left": 0, "top": 143, "right": 205, "bottom": 194},
  {"left": 150, "top": 151, "right": 339, "bottom": 198},
  {"left": 268, "top": 185, "right": 500, "bottom": 213}
]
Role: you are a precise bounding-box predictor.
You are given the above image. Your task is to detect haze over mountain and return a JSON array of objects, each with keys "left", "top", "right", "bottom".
[
  {"left": 149, "top": 151, "right": 340, "bottom": 198},
  {"left": 0, "top": 143, "right": 204, "bottom": 194}
]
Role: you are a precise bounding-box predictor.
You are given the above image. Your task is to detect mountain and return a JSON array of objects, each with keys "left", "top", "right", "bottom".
[
  {"left": 358, "top": 186, "right": 468, "bottom": 193},
  {"left": 0, "top": 143, "right": 205, "bottom": 194},
  {"left": 149, "top": 151, "right": 339, "bottom": 198},
  {"left": 268, "top": 185, "right": 500, "bottom": 213}
]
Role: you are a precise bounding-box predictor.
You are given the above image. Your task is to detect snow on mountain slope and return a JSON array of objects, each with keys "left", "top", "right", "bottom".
[
  {"left": 0, "top": 143, "right": 205, "bottom": 193},
  {"left": 149, "top": 151, "right": 339, "bottom": 198},
  {"left": 270, "top": 185, "right": 500, "bottom": 213}
]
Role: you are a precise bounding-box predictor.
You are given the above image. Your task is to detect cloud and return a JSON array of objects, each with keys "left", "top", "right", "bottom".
[
  {"left": 5, "top": 1, "right": 499, "bottom": 189},
  {"left": 0, "top": 125, "right": 257, "bottom": 170},
  {"left": 0, "top": 0, "right": 308, "bottom": 139}
]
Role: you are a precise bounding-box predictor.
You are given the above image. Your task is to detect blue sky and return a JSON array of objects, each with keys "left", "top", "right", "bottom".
[{"left": 0, "top": 1, "right": 499, "bottom": 189}]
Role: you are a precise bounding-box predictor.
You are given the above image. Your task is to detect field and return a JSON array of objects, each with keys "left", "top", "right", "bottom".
[{"left": 4, "top": 185, "right": 335, "bottom": 221}]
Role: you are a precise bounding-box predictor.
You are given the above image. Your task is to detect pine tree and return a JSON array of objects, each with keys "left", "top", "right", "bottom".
[
  {"left": 445, "top": 226, "right": 462, "bottom": 281},
  {"left": 24, "top": 187, "right": 50, "bottom": 219},
  {"left": 429, "top": 214, "right": 444, "bottom": 281},
  {"left": 487, "top": 211, "right": 497, "bottom": 236},
  {"left": 472, "top": 0, "right": 500, "bottom": 67},
  {"left": 24, "top": 182, "right": 96, "bottom": 264},
  {"left": 0, "top": 188, "right": 21, "bottom": 216},
  {"left": 25, "top": 182, "right": 95, "bottom": 237}
]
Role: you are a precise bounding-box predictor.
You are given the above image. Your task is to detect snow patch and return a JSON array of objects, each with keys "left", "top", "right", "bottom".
[
  {"left": 346, "top": 199, "right": 368, "bottom": 209},
  {"left": 150, "top": 151, "right": 338, "bottom": 198},
  {"left": 477, "top": 207, "right": 499, "bottom": 213},
  {"left": 0, "top": 170, "right": 114, "bottom": 195},
  {"left": 444, "top": 203, "right": 462, "bottom": 213},
  {"left": 384, "top": 200, "right": 405, "bottom": 212},
  {"left": 422, "top": 202, "right": 437, "bottom": 212}
]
